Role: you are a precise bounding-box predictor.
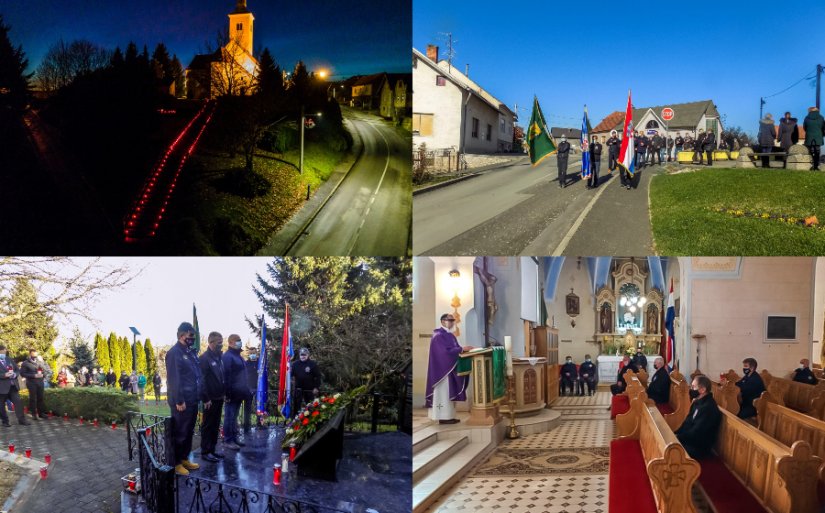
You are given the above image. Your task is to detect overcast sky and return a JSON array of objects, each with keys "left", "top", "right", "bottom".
[{"left": 59, "top": 257, "right": 274, "bottom": 351}]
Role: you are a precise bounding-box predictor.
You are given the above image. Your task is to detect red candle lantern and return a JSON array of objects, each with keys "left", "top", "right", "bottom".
[
  {"left": 111, "top": 421, "right": 117, "bottom": 430},
  {"left": 63, "top": 413, "right": 68, "bottom": 421},
  {"left": 25, "top": 447, "right": 31, "bottom": 458},
  {"left": 79, "top": 416, "right": 84, "bottom": 425},
  {"left": 47, "top": 411, "right": 53, "bottom": 418},
  {"left": 8, "top": 441, "right": 14, "bottom": 453},
  {"left": 24, "top": 406, "right": 29, "bottom": 414},
  {"left": 129, "top": 479, "right": 136, "bottom": 491},
  {"left": 44, "top": 452, "right": 51, "bottom": 464},
  {"left": 93, "top": 418, "right": 99, "bottom": 427},
  {"left": 272, "top": 464, "right": 282, "bottom": 485},
  {"left": 39, "top": 466, "right": 48, "bottom": 479},
  {"left": 145, "top": 428, "right": 151, "bottom": 437},
  {"left": 289, "top": 444, "right": 297, "bottom": 462}
]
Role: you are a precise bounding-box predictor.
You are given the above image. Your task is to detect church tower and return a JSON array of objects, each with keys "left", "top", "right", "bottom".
[{"left": 228, "top": 0, "right": 254, "bottom": 56}]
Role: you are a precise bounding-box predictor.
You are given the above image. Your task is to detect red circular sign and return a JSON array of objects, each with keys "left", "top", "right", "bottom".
[{"left": 661, "top": 108, "right": 674, "bottom": 121}]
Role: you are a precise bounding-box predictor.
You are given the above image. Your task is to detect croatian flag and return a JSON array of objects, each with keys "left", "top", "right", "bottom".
[
  {"left": 665, "top": 279, "right": 676, "bottom": 369},
  {"left": 581, "top": 106, "right": 591, "bottom": 179},
  {"left": 255, "top": 315, "right": 268, "bottom": 415},
  {"left": 278, "top": 304, "right": 294, "bottom": 419},
  {"left": 618, "top": 90, "right": 635, "bottom": 177}
]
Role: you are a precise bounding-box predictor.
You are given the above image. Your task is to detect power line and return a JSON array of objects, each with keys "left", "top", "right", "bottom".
[{"left": 763, "top": 68, "right": 817, "bottom": 99}]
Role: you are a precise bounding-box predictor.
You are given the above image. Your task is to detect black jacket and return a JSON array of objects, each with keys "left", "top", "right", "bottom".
[
  {"left": 607, "top": 136, "right": 621, "bottom": 155},
  {"left": 557, "top": 141, "right": 570, "bottom": 158},
  {"left": 675, "top": 136, "right": 684, "bottom": 146},
  {"left": 293, "top": 359, "right": 322, "bottom": 392},
  {"left": 0, "top": 356, "right": 21, "bottom": 394},
  {"left": 245, "top": 359, "right": 259, "bottom": 396},
  {"left": 199, "top": 348, "right": 226, "bottom": 402},
  {"left": 590, "top": 142, "right": 602, "bottom": 157},
  {"left": 20, "top": 358, "right": 46, "bottom": 385},
  {"left": 616, "top": 362, "right": 639, "bottom": 388},
  {"left": 106, "top": 372, "right": 116, "bottom": 386},
  {"left": 735, "top": 371, "right": 765, "bottom": 419},
  {"left": 631, "top": 353, "right": 647, "bottom": 370},
  {"left": 560, "top": 362, "right": 578, "bottom": 379},
  {"left": 792, "top": 367, "right": 818, "bottom": 385},
  {"left": 703, "top": 133, "right": 716, "bottom": 151},
  {"left": 119, "top": 374, "right": 130, "bottom": 390},
  {"left": 165, "top": 342, "right": 202, "bottom": 407},
  {"left": 221, "top": 348, "right": 250, "bottom": 402},
  {"left": 675, "top": 393, "right": 722, "bottom": 459},
  {"left": 652, "top": 135, "right": 664, "bottom": 150},
  {"left": 647, "top": 367, "right": 670, "bottom": 404},
  {"left": 579, "top": 361, "right": 597, "bottom": 381}
]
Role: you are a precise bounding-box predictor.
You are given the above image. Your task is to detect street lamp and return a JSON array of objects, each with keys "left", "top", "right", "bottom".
[{"left": 129, "top": 326, "right": 140, "bottom": 371}]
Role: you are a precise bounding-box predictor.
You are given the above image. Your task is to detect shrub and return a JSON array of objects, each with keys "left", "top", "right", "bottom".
[
  {"left": 214, "top": 169, "right": 271, "bottom": 199},
  {"left": 20, "top": 386, "right": 139, "bottom": 423}
]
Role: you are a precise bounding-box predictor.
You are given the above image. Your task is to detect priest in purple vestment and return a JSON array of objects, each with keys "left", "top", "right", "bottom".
[{"left": 426, "top": 313, "right": 473, "bottom": 424}]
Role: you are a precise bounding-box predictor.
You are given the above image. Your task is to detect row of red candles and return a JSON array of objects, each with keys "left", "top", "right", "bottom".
[{"left": 4, "top": 442, "right": 51, "bottom": 479}]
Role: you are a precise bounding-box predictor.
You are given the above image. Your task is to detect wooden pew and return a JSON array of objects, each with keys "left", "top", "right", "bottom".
[
  {"left": 660, "top": 370, "right": 690, "bottom": 432},
  {"left": 611, "top": 394, "right": 700, "bottom": 513},
  {"left": 710, "top": 379, "right": 741, "bottom": 417},
  {"left": 759, "top": 370, "right": 825, "bottom": 415},
  {"left": 610, "top": 372, "right": 645, "bottom": 419},
  {"left": 756, "top": 391, "right": 825, "bottom": 481},
  {"left": 710, "top": 408, "right": 821, "bottom": 513}
]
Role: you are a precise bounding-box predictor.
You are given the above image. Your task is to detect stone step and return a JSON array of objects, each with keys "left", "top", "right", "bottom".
[
  {"left": 412, "top": 441, "right": 491, "bottom": 513},
  {"left": 412, "top": 430, "right": 437, "bottom": 455},
  {"left": 413, "top": 436, "right": 469, "bottom": 483}
]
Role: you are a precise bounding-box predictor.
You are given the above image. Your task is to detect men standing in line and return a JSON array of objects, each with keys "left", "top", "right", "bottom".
[
  {"left": 199, "top": 332, "right": 225, "bottom": 463},
  {"left": 0, "top": 345, "right": 30, "bottom": 427},
  {"left": 703, "top": 129, "right": 716, "bottom": 166},
  {"left": 792, "top": 358, "right": 818, "bottom": 385},
  {"left": 557, "top": 136, "right": 570, "bottom": 188},
  {"left": 293, "top": 347, "right": 322, "bottom": 408},
  {"left": 426, "top": 313, "right": 473, "bottom": 424},
  {"left": 165, "top": 322, "right": 201, "bottom": 475},
  {"left": 733, "top": 357, "right": 765, "bottom": 420},
  {"left": 588, "top": 137, "right": 602, "bottom": 189},
  {"left": 607, "top": 130, "right": 621, "bottom": 172},
  {"left": 560, "top": 356, "right": 578, "bottom": 396},
  {"left": 222, "top": 334, "right": 250, "bottom": 451},
  {"left": 694, "top": 129, "right": 706, "bottom": 165},
  {"left": 579, "top": 355, "right": 597, "bottom": 396},
  {"left": 20, "top": 348, "right": 47, "bottom": 420},
  {"left": 674, "top": 375, "right": 722, "bottom": 459},
  {"left": 647, "top": 357, "right": 670, "bottom": 405}
]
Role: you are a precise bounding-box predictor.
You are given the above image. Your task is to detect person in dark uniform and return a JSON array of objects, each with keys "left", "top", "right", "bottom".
[
  {"left": 734, "top": 357, "right": 765, "bottom": 420},
  {"left": 666, "top": 134, "right": 674, "bottom": 162},
  {"left": 106, "top": 367, "right": 116, "bottom": 388},
  {"left": 631, "top": 349, "right": 647, "bottom": 373},
  {"left": 152, "top": 372, "right": 162, "bottom": 404},
  {"left": 607, "top": 130, "right": 621, "bottom": 171},
  {"left": 293, "top": 347, "right": 322, "bottom": 408},
  {"left": 792, "top": 358, "right": 818, "bottom": 385},
  {"left": 634, "top": 131, "right": 647, "bottom": 169},
  {"left": 675, "top": 375, "right": 722, "bottom": 459},
  {"left": 610, "top": 355, "right": 638, "bottom": 395},
  {"left": 674, "top": 133, "right": 685, "bottom": 160},
  {"left": 693, "top": 130, "right": 706, "bottom": 164},
  {"left": 650, "top": 132, "right": 663, "bottom": 166},
  {"left": 165, "top": 322, "right": 202, "bottom": 475},
  {"left": 222, "top": 334, "right": 250, "bottom": 450},
  {"left": 579, "top": 354, "right": 597, "bottom": 396},
  {"left": 588, "top": 137, "right": 602, "bottom": 189},
  {"left": 647, "top": 357, "right": 670, "bottom": 405},
  {"left": 556, "top": 136, "right": 571, "bottom": 188},
  {"left": 243, "top": 349, "right": 259, "bottom": 432},
  {"left": 19, "top": 349, "right": 47, "bottom": 420},
  {"left": 199, "top": 332, "right": 225, "bottom": 463},
  {"left": 560, "top": 356, "right": 578, "bottom": 395},
  {"left": 118, "top": 371, "right": 129, "bottom": 392},
  {"left": 703, "top": 129, "right": 716, "bottom": 166},
  {"left": 0, "top": 345, "right": 30, "bottom": 427}
]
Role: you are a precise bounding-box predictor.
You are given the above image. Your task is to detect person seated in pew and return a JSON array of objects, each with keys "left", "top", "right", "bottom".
[
  {"left": 560, "top": 356, "right": 578, "bottom": 396},
  {"left": 579, "top": 354, "right": 597, "bottom": 396},
  {"left": 631, "top": 349, "right": 647, "bottom": 373},
  {"left": 647, "top": 356, "right": 670, "bottom": 405},
  {"left": 675, "top": 375, "right": 722, "bottom": 459},
  {"left": 734, "top": 357, "right": 765, "bottom": 420},
  {"left": 792, "top": 358, "right": 818, "bottom": 385},
  {"left": 610, "top": 355, "right": 638, "bottom": 395}
]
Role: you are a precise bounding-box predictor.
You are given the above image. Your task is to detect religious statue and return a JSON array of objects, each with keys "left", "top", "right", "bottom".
[
  {"left": 474, "top": 259, "right": 498, "bottom": 346},
  {"left": 646, "top": 304, "right": 658, "bottom": 334},
  {"left": 600, "top": 303, "right": 612, "bottom": 333}
]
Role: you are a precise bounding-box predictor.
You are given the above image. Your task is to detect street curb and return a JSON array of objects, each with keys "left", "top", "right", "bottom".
[
  {"left": 413, "top": 156, "right": 530, "bottom": 196},
  {"left": 0, "top": 451, "right": 47, "bottom": 513},
  {"left": 258, "top": 117, "right": 365, "bottom": 255}
]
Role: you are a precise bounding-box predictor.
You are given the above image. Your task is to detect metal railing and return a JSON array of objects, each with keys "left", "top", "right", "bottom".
[{"left": 344, "top": 391, "right": 402, "bottom": 433}]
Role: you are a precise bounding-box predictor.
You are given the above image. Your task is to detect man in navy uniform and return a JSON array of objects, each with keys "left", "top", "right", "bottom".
[
  {"left": 606, "top": 130, "right": 621, "bottom": 171},
  {"left": 222, "top": 334, "right": 250, "bottom": 450},
  {"left": 556, "top": 136, "right": 571, "bottom": 188},
  {"left": 675, "top": 375, "right": 722, "bottom": 459},
  {"left": 792, "top": 358, "right": 818, "bottom": 385},
  {"left": 579, "top": 354, "right": 597, "bottom": 396},
  {"left": 198, "top": 332, "right": 225, "bottom": 462},
  {"left": 588, "top": 137, "right": 602, "bottom": 189},
  {"left": 0, "top": 344, "right": 29, "bottom": 427},
  {"left": 20, "top": 348, "right": 47, "bottom": 420},
  {"left": 647, "top": 357, "right": 670, "bottom": 405},
  {"left": 293, "top": 347, "right": 322, "bottom": 408},
  {"left": 165, "top": 322, "right": 202, "bottom": 475},
  {"left": 734, "top": 357, "right": 765, "bottom": 420},
  {"left": 560, "top": 356, "right": 578, "bottom": 396}
]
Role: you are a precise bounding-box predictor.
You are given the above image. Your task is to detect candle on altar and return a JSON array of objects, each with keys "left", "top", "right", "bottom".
[{"left": 504, "top": 336, "right": 513, "bottom": 377}]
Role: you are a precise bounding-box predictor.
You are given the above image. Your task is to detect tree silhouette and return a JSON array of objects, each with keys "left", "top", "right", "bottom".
[{"left": 0, "top": 15, "right": 31, "bottom": 112}]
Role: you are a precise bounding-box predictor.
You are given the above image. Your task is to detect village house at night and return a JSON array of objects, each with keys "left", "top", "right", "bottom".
[{"left": 185, "top": 0, "right": 259, "bottom": 99}]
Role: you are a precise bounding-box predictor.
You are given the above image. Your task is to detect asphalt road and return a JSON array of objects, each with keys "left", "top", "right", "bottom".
[
  {"left": 413, "top": 155, "right": 656, "bottom": 256},
  {"left": 287, "top": 108, "right": 411, "bottom": 256}
]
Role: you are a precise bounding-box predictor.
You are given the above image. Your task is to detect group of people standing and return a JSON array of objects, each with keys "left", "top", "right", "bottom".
[{"left": 758, "top": 108, "right": 825, "bottom": 169}]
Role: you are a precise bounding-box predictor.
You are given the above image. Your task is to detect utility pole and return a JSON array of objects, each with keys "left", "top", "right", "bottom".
[
  {"left": 817, "top": 64, "right": 823, "bottom": 110},
  {"left": 760, "top": 97, "right": 765, "bottom": 121}
]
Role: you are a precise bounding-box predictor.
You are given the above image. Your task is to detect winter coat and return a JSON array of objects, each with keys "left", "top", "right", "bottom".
[
  {"left": 804, "top": 110, "right": 825, "bottom": 146},
  {"left": 758, "top": 120, "right": 776, "bottom": 147},
  {"left": 777, "top": 118, "right": 798, "bottom": 150},
  {"left": 703, "top": 133, "right": 716, "bottom": 151}
]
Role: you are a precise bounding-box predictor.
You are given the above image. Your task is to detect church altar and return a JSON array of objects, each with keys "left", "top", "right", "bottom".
[
  {"left": 499, "top": 357, "right": 547, "bottom": 416},
  {"left": 597, "top": 355, "right": 661, "bottom": 383},
  {"left": 457, "top": 347, "right": 507, "bottom": 426}
]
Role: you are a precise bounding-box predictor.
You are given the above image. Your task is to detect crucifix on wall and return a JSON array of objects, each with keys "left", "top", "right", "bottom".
[{"left": 474, "top": 258, "right": 498, "bottom": 347}]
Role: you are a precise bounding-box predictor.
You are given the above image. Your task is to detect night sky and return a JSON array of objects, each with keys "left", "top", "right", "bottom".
[{"left": 2, "top": 0, "right": 411, "bottom": 79}]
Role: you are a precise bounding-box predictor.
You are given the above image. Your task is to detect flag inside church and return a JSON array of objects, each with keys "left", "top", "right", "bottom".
[
  {"left": 617, "top": 90, "right": 636, "bottom": 177},
  {"left": 192, "top": 303, "right": 200, "bottom": 354},
  {"left": 278, "top": 304, "right": 294, "bottom": 419},
  {"left": 665, "top": 279, "right": 676, "bottom": 369},
  {"left": 256, "top": 314, "right": 268, "bottom": 415},
  {"left": 527, "top": 96, "right": 557, "bottom": 166},
  {"left": 580, "top": 106, "right": 591, "bottom": 179}
]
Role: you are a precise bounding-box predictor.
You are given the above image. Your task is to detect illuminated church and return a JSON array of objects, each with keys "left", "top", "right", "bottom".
[{"left": 186, "top": 0, "right": 259, "bottom": 99}]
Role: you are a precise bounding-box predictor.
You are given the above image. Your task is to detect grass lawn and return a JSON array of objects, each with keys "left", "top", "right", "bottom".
[{"left": 650, "top": 168, "right": 825, "bottom": 255}]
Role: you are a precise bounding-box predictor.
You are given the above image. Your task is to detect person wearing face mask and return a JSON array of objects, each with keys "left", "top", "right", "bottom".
[
  {"left": 792, "top": 358, "right": 818, "bottom": 385},
  {"left": 556, "top": 136, "right": 571, "bottom": 188},
  {"left": 20, "top": 348, "right": 47, "bottom": 420},
  {"left": 222, "top": 334, "right": 251, "bottom": 450},
  {"left": 610, "top": 355, "right": 638, "bottom": 396},
  {"left": 199, "top": 332, "right": 226, "bottom": 462},
  {"left": 165, "top": 322, "right": 202, "bottom": 475},
  {"left": 647, "top": 357, "right": 670, "bottom": 405},
  {"left": 243, "top": 348, "right": 260, "bottom": 432},
  {"left": 734, "top": 357, "right": 765, "bottom": 420},
  {"left": 426, "top": 313, "right": 474, "bottom": 424},
  {"left": 579, "top": 354, "right": 597, "bottom": 396},
  {"left": 560, "top": 356, "right": 578, "bottom": 396},
  {"left": 674, "top": 375, "right": 721, "bottom": 459},
  {"left": 293, "top": 347, "right": 323, "bottom": 409},
  {"left": 0, "top": 344, "right": 30, "bottom": 427}
]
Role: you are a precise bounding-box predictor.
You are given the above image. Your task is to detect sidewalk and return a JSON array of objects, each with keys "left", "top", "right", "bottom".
[{"left": 413, "top": 155, "right": 531, "bottom": 195}]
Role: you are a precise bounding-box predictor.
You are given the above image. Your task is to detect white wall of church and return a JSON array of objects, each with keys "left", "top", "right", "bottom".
[
  {"left": 685, "top": 257, "right": 814, "bottom": 380},
  {"left": 813, "top": 257, "right": 825, "bottom": 365},
  {"left": 544, "top": 258, "right": 598, "bottom": 364}
]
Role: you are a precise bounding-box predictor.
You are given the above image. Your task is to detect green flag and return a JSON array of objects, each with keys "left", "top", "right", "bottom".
[
  {"left": 192, "top": 303, "right": 200, "bottom": 355},
  {"left": 527, "top": 96, "right": 557, "bottom": 166}
]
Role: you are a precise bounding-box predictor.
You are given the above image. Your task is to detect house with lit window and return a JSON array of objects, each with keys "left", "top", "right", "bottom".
[
  {"left": 412, "top": 46, "right": 516, "bottom": 153},
  {"left": 185, "top": 0, "right": 259, "bottom": 99}
]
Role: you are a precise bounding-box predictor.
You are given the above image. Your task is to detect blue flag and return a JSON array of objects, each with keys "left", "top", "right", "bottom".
[
  {"left": 581, "top": 106, "right": 591, "bottom": 179},
  {"left": 256, "top": 315, "right": 268, "bottom": 415}
]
